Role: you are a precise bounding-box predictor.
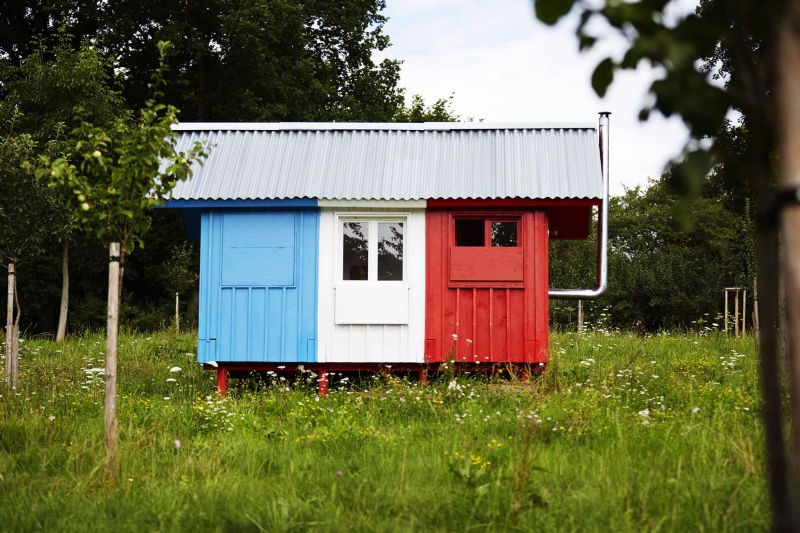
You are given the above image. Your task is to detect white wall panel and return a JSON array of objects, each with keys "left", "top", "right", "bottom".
[{"left": 317, "top": 202, "right": 425, "bottom": 363}]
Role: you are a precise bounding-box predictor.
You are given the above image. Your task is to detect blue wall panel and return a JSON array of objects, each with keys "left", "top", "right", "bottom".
[{"left": 197, "top": 208, "right": 319, "bottom": 363}]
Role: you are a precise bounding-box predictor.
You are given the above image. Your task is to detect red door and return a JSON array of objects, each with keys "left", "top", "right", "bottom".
[{"left": 424, "top": 208, "right": 548, "bottom": 363}]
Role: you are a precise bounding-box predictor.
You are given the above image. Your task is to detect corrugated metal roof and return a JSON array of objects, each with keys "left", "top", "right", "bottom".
[{"left": 170, "top": 123, "right": 603, "bottom": 201}]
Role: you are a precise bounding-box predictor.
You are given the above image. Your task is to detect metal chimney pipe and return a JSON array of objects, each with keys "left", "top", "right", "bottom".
[{"left": 549, "top": 111, "right": 610, "bottom": 299}]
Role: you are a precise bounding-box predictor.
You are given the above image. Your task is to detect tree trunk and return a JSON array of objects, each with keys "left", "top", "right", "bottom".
[
  {"left": 56, "top": 241, "right": 69, "bottom": 341},
  {"left": 5, "top": 262, "right": 16, "bottom": 389},
  {"left": 175, "top": 292, "right": 180, "bottom": 332},
  {"left": 755, "top": 222, "right": 793, "bottom": 531},
  {"left": 778, "top": 6, "right": 800, "bottom": 525},
  {"left": 104, "top": 242, "right": 121, "bottom": 485}
]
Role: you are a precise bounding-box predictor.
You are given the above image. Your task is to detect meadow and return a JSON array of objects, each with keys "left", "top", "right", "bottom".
[{"left": 0, "top": 330, "right": 767, "bottom": 532}]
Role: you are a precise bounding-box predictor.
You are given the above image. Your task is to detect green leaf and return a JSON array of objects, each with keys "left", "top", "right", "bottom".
[
  {"left": 591, "top": 58, "right": 615, "bottom": 98},
  {"left": 534, "top": 0, "right": 575, "bottom": 25}
]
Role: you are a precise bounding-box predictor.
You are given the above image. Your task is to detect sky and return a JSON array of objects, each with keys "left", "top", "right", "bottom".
[{"left": 378, "top": 0, "right": 699, "bottom": 195}]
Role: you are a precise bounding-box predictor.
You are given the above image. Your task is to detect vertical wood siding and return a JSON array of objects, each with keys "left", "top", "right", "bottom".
[
  {"left": 317, "top": 206, "right": 426, "bottom": 363},
  {"left": 197, "top": 209, "right": 318, "bottom": 363},
  {"left": 425, "top": 208, "right": 549, "bottom": 363}
]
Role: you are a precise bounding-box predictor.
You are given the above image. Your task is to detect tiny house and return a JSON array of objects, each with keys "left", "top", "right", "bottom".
[{"left": 166, "top": 117, "right": 610, "bottom": 394}]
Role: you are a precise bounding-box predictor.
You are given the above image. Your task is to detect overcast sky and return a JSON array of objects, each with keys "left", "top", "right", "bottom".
[{"left": 379, "top": 0, "right": 698, "bottom": 195}]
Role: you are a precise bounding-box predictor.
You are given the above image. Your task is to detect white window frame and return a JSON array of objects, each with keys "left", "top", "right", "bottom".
[{"left": 336, "top": 212, "right": 408, "bottom": 285}]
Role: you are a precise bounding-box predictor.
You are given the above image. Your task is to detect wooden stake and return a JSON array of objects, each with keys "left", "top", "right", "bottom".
[
  {"left": 5, "top": 262, "right": 15, "bottom": 388},
  {"left": 56, "top": 242, "right": 69, "bottom": 341},
  {"left": 11, "top": 324, "right": 18, "bottom": 390},
  {"left": 724, "top": 289, "right": 729, "bottom": 335},
  {"left": 175, "top": 292, "right": 180, "bottom": 332},
  {"left": 743, "top": 290, "right": 747, "bottom": 336},
  {"left": 754, "top": 277, "right": 760, "bottom": 346},
  {"left": 577, "top": 300, "right": 584, "bottom": 332},
  {"left": 105, "top": 242, "right": 121, "bottom": 485},
  {"left": 735, "top": 288, "right": 740, "bottom": 338}
]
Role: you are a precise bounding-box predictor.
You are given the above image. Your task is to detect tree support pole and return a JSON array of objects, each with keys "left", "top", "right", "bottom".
[
  {"left": 743, "top": 290, "right": 748, "bottom": 336},
  {"left": 725, "top": 289, "right": 729, "bottom": 334},
  {"left": 105, "top": 243, "right": 120, "bottom": 485},
  {"left": 5, "top": 263, "right": 16, "bottom": 388},
  {"left": 754, "top": 277, "right": 760, "bottom": 346}
]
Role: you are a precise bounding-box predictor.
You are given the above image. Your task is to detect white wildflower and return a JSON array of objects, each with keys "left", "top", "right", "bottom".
[{"left": 169, "top": 366, "right": 182, "bottom": 373}]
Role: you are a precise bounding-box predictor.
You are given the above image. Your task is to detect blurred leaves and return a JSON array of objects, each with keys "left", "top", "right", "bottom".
[
  {"left": 534, "top": 0, "right": 575, "bottom": 25},
  {"left": 532, "top": 0, "right": 783, "bottom": 194},
  {"left": 591, "top": 58, "right": 615, "bottom": 98}
]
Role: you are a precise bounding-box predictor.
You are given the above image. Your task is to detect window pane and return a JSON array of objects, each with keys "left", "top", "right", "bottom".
[
  {"left": 343, "top": 222, "right": 369, "bottom": 280},
  {"left": 491, "top": 221, "right": 517, "bottom": 247},
  {"left": 455, "top": 219, "right": 484, "bottom": 246},
  {"left": 378, "top": 222, "right": 403, "bottom": 281}
]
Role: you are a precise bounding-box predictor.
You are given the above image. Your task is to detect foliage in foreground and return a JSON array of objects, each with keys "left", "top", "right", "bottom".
[{"left": 0, "top": 331, "right": 767, "bottom": 531}]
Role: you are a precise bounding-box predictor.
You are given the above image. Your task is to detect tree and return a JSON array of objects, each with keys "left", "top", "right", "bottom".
[
  {"left": 162, "top": 242, "right": 199, "bottom": 332},
  {"left": 533, "top": 0, "right": 796, "bottom": 527},
  {"left": 39, "top": 41, "right": 206, "bottom": 483},
  {"left": 0, "top": 1, "right": 409, "bottom": 122},
  {"left": 72, "top": 0, "right": 404, "bottom": 121},
  {"left": 549, "top": 174, "right": 751, "bottom": 332},
  {"left": 1, "top": 34, "right": 128, "bottom": 341},
  {"left": 394, "top": 94, "right": 461, "bottom": 122},
  {"left": 0, "top": 115, "right": 66, "bottom": 388}
]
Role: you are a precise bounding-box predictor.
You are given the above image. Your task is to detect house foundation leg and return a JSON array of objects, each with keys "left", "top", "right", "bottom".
[
  {"left": 317, "top": 369, "right": 329, "bottom": 397},
  {"left": 519, "top": 365, "right": 531, "bottom": 382},
  {"left": 418, "top": 368, "right": 428, "bottom": 384},
  {"left": 216, "top": 368, "right": 228, "bottom": 396}
]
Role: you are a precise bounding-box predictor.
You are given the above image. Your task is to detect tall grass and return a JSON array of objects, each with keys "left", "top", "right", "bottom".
[{"left": 0, "top": 331, "right": 767, "bottom": 531}]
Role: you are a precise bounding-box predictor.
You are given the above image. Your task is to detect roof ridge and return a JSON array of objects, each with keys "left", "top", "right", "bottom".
[{"left": 172, "top": 121, "right": 597, "bottom": 132}]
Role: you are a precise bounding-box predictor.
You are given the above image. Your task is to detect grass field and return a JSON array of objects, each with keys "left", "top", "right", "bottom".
[{"left": 0, "top": 330, "right": 768, "bottom": 531}]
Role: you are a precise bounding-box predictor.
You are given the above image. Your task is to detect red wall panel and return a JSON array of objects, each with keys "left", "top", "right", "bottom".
[{"left": 425, "top": 208, "right": 549, "bottom": 364}]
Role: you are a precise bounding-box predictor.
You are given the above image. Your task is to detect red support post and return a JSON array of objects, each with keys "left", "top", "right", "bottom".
[
  {"left": 317, "top": 369, "right": 329, "bottom": 397},
  {"left": 418, "top": 368, "right": 428, "bottom": 384},
  {"left": 216, "top": 368, "right": 228, "bottom": 396}
]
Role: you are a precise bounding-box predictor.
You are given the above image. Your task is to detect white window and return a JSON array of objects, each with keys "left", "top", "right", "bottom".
[{"left": 340, "top": 217, "right": 405, "bottom": 282}]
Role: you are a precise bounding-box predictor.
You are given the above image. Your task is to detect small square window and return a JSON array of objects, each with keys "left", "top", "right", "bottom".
[
  {"left": 491, "top": 221, "right": 517, "bottom": 247},
  {"left": 455, "top": 219, "right": 485, "bottom": 246}
]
